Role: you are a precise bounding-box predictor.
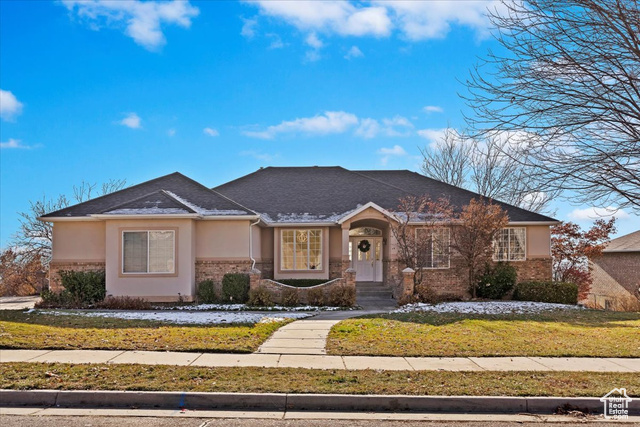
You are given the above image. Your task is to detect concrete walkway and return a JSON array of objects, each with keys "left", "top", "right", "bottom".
[
  {"left": 0, "top": 296, "right": 40, "bottom": 310},
  {"left": 2, "top": 349, "right": 638, "bottom": 372},
  {"left": 257, "top": 320, "right": 339, "bottom": 355}
]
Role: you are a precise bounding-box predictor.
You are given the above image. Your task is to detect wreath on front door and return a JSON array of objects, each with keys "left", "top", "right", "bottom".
[{"left": 357, "top": 239, "right": 371, "bottom": 253}]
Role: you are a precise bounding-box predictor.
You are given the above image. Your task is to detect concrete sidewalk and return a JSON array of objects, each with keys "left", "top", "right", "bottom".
[
  {"left": 2, "top": 349, "right": 638, "bottom": 372},
  {"left": 0, "top": 296, "right": 40, "bottom": 310}
]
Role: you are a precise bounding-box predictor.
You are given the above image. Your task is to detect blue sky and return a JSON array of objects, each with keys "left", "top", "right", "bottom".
[{"left": 1, "top": 0, "right": 637, "bottom": 248}]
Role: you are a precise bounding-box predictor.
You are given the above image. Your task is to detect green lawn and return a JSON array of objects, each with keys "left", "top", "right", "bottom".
[
  {"left": 1, "top": 363, "right": 638, "bottom": 397},
  {"left": 326, "top": 309, "right": 640, "bottom": 357},
  {"left": 0, "top": 310, "right": 289, "bottom": 353}
]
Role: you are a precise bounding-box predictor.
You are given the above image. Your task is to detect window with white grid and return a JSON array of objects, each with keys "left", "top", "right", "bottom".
[
  {"left": 123, "top": 230, "right": 175, "bottom": 274},
  {"left": 493, "top": 227, "right": 526, "bottom": 261},
  {"left": 415, "top": 227, "right": 450, "bottom": 269},
  {"left": 281, "top": 229, "right": 322, "bottom": 270}
]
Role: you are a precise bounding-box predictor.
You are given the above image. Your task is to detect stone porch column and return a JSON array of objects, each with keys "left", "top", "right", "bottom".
[
  {"left": 249, "top": 268, "right": 262, "bottom": 291},
  {"left": 401, "top": 267, "right": 415, "bottom": 299}
]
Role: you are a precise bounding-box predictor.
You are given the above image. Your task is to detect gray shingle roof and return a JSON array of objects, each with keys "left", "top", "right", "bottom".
[
  {"left": 213, "top": 166, "right": 557, "bottom": 223},
  {"left": 604, "top": 230, "right": 640, "bottom": 252},
  {"left": 43, "top": 167, "right": 557, "bottom": 223},
  {"left": 42, "top": 172, "right": 253, "bottom": 218}
]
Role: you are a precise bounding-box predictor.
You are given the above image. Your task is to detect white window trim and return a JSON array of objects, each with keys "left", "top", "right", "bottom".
[
  {"left": 415, "top": 227, "right": 451, "bottom": 269},
  {"left": 122, "top": 230, "right": 176, "bottom": 274},
  {"left": 280, "top": 229, "right": 323, "bottom": 271},
  {"left": 493, "top": 227, "right": 527, "bottom": 262}
]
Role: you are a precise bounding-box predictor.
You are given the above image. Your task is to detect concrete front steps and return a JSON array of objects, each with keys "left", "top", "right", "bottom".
[{"left": 356, "top": 281, "right": 396, "bottom": 310}]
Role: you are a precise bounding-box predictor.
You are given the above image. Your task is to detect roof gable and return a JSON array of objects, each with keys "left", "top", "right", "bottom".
[
  {"left": 42, "top": 172, "right": 253, "bottom": 218},
  {"left": 604, "top": 230, "right": 640, "bottom": 252}
]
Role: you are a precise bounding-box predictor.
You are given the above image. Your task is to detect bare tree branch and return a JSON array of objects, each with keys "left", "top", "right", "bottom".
[{"left": 464, "top": 0, "right": 640, "bottom": 212}]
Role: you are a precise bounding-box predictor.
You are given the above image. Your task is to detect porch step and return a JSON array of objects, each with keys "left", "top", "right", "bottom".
[{"left": 356, "top": 289, "right": 393, "bottom": 297}]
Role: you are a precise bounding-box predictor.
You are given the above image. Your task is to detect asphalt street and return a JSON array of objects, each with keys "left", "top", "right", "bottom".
[{"left": 2, "top": 416, "right": 633, "bottom": 427}]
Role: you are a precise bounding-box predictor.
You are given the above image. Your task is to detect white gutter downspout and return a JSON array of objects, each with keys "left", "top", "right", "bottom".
[{"left": 249, "top": 218, "right": 261, "bottom": 270}]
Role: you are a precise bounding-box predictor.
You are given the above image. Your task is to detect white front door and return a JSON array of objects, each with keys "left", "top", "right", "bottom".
[{"left": 350, "top": 237, "right": 383, "bottom": 282}]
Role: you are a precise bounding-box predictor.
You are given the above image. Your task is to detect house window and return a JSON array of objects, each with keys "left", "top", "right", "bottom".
[
  {"left": 415, "top": 227, "right": 450, "bottom": 269},
  {"left": 281, "top": 229, "right": 322, "bottom": 270},
  {"left": 494, "top": 227, "right": 526, "bottom": 261},
  {"left": 123, "top": 230, "right": 175, "bottom": 274}
]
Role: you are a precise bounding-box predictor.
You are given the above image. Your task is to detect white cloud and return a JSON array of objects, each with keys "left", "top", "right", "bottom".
[
  {"left": 240, "top": 150, "right": 279, "bottom": 162},
  {"left": 167, "top": 128, "right": 176, "bottom": 137},
  {"left": 243, "top": 111, "right": 358, "bottom": 139},
  {"left": 241, "top": 16, "right": 258, "bottom": 38},
  {"left": 266, "top": 33, "right": 285, "bottom": 49},
  {"left": 356, "top": 115, "right": 413, "bottom": 139},
  {"left": 1, "top": 138, "right": 31, "bottom": 149},
  {"left": 247, "top": 0, "right": 498, "bottom": 48},
  {"left": 0, "top": 89, "right": 23, "bottom": 121},
  {"left": 423, "top": 105, "right": 443, "bottom": 114},
  {"left": 61, "top": 0, "right": 199, "bottom": 50},
  {"left": 568, "top": 206, "right": 631, "bottom": 222},
  {"left": 377, "top": 144, "right": 407, "bottom": 165},
  {"left": 305, "top": 32, "right": 324, "bottom": 49},
  {"left": 203, "top": 127, "right": 219, "bottom": 137},
  {"left": 417, "top": 127, "right": 448, "bottom": 147},
  {"left": 355, "top": 118, "right": 382, "bottom": 139},
  {"left": 379, "top": 0, "right": 500, "bottom": 40},
  {"left": 253, "top": 1, "right": 391, "bottom": 37},
  {"left": 344, "top": 45, "right": 364, "bottom": 59},
  {"left": 119, "top": 112, "right": 142, "bottom": 129}
]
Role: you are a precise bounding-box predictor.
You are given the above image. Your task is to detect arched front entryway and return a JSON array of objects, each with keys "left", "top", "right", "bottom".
[{"left": 349, "top": 227, "right": 383, "bottom": 282}]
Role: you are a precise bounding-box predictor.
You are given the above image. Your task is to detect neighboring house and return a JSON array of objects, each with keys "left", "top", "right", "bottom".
[
  {"left": 586, "top": 230, "right": 640, "bottom": 310},
  {"left": 40, "top": 167, "right": 557, "bottom": 301}
]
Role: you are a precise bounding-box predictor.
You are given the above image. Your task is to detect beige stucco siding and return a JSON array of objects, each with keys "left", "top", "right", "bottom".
[
  {"left": 105, "top": 219, "right": 195, "bottom": 299},
  {"left": 273, "top": 226, "right": 330, "bottom": 280},
  {"left": 195, "top": 220, "right": 251, "bottom": 259},
  {"left": 329, "top": 227, "right": 342, "bottom": 259},
  {"left": 52, "top": 222, "right": 105, "bottom": 262},
  {"left": 260, "top": 227, "right": 274, "bottom": 260},
  {"left": 524, "top": 225, "right": 551, "bottom": 258}
]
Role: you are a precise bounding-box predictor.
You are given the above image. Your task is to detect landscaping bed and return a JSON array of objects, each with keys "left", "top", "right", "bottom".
[
  {"left": 0, "top": 310, "right": 292, "bottom": 353},
  {"left": 326, "top": 304, "right": 640, "bottom": 357},
  {"left": 1, "top": 363, "right": 637, "bottom": 397}
]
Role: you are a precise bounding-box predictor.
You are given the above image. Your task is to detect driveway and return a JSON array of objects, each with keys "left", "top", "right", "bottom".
[{"left": 0, "top": 296, "right": 40, "bottom": 310}]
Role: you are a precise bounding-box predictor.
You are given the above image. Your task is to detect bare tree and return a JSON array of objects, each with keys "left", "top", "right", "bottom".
[
  {"left": 13, "top": 178, "right": 127, "bottom": 263},
  {"left": 450, "top": 198, "right": 509, "bottom": 298},
  {"left": 421, "top": 130, "right": 558, "bottom": 213},
  {"left": 465, "top": 0, "right": 640, "bottom": 212},
  {"left": 420, "top": 128, "right": 471, "bottom": 188},
  {"left": 390, "top": 195, "right": 454, "bottom": 289}
]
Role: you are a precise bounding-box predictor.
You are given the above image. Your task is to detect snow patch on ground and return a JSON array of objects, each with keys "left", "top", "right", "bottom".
[
  {"left": 153, "top": 304, "right": 350, "bottom": 312},
  {"left": 40, "top": 309, "right": 312, "bottom": 325},
  {"left": 393, "top": 301, "right": 583, "bottom": 315}
]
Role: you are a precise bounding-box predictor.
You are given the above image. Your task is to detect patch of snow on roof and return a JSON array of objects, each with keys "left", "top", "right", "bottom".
[
  {"left": 393, "top": 301, "right": 583, "bottom": 315},
  {"left": 105, "top": 208, "right": 190, "bottom": 215},
  {"left": 164, "top": 191, "right": 247, "bottom": 216}
]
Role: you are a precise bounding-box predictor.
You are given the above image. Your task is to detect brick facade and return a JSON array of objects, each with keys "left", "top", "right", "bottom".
[
  {"left": 49, "top": 261, "right": 106, "bottom": 292},
  {"left": 195, "top": 259, "right": 253, "bottom": 284},
  {"left": 329, "top": 259, "right": 350, "bottom": 280},
  {"left": 386, "top": 256, "right": 553, "bottom": 300}
]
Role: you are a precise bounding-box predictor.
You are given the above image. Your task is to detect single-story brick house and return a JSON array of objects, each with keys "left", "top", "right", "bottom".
[
  {"left": 41, "top": 167, "right": 557, "bottom": 301},
  {"left": 587, "top": 230, "right": 640, "bottom": 310}
]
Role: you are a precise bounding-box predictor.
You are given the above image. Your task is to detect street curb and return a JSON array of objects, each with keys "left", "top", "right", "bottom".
[{"left": 2, "top": 390, "right": 638, "bottom": 415}]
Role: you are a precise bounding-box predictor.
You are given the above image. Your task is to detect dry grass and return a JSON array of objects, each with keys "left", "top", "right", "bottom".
[
  {"left": 327, "top": 309, "right": 640, "bottom": 357},
  {"left": 1, "top": 363, "right": 638, "bottom": 397},
  {"left": 0, "top": 311, "right": 288, "bottom": 353}
]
